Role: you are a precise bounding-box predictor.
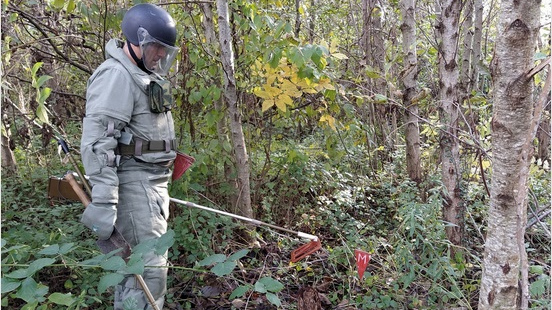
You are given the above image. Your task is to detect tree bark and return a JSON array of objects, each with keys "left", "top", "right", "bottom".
[
  {"left": 200, "top": 2, "right": 239, "bottom": 211},
  {"left": 478, "top": 1, "right": 541, "bottom": 309},
  {"left": 472, "top": 0, "right": 483, "bottom": 92},
  {"left": 436, "top": 0, "right": 464, "bottom": 257},
  {"left": 215, "top": 0, "right": 253, "bottom": 219},
  {"left": 1, "top": 127, "right": 17, "bottom": 174},
  {"left": 400, "top": 0, "right": 422, "bottom": 185}
]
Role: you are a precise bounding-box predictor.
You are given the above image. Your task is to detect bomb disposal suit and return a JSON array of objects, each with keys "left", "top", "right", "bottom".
[{"left": 80, "top": 4, "right": 179, "bottom": 309}]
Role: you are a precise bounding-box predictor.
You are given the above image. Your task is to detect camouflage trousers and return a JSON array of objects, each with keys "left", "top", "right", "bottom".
[{"left": 113, "top": 163, "right": 171, "bottom": 310}]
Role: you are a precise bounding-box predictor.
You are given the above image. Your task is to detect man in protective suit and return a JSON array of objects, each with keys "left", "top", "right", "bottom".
[{"left": 80, "top": 3, "right": 179, "bottom": 309}]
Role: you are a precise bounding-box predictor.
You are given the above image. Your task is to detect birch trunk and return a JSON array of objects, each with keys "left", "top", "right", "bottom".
[
  {"left": 437, "top": 0, "right": 464, "bottom": 257},
  {"left": 399, "top": 0, "right": 421, "bottom": 184},
  {"left": 479, "top": 2, "right": 541, "bottom": 308},
  {"left": 215, "top": 0, "right": 253, "bottom": 219},
  {"left": 201, "top": 2, "right": 239, "bottom": 211}
]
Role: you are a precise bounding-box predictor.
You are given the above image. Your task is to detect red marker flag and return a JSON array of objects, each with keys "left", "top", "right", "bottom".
[{"left": 354, "top": 249, "right": 371, "bottom": 280}]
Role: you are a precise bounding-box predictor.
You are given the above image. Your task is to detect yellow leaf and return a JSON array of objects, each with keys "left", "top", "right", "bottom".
[
  {"left": 262, "top": 99, "right": 275, "bottom": 112},
  {"left": 320, "top": 39, "right": 329, "bottom": 51},
  {"left": 281, "top": 79, "right": 302, "bottom": 98},
  {"left": 331, "top": 53, "right": 348, "bottom": 60},
  {"left": 330, "top": 38, "right": 339, "bottom": 54},
  {"left": 480, "top": 159, "right": 491, "bottom": 170},
  {"left": 302, "top": 87, "right": 318, "bottom": 94},
  {"left": 277, "top": 94, "right": 293, "bottom": 106},
  {"left": 265, "top": 84, "right": 281, "bottom": 97},
  {"left": 319, "top": 114, "right": 336, "bottom": 131},
  {"left": 275, "top": 97, "right": 287, "bottom": 112},
  {"left": 317, "top": 77, "right": 335, "bottom": 90},
  {"left": 254, "top": 88, "right": 272, "bottom": 99},
  {"left": 266, "top": 74, "right": 277, "bottom": 86}
]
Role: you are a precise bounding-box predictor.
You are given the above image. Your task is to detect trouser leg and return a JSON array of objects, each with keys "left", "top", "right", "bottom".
[{"left": 113, "top": 173, "right": 170, "bottom": 310}]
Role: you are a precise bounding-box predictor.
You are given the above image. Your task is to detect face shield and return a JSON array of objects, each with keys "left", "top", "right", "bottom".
[{"left": 137, "top": 27, "right": 179, "bottom": 76}]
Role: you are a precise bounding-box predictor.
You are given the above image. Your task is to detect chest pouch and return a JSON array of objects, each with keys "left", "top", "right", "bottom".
[{"left": 148, "top": 79, "right": 174, "bottom": 113}]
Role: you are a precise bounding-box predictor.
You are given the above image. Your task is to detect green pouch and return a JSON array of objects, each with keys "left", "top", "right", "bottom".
[{"left": 148, "top": 79, "right": 174, "bottom": 113}]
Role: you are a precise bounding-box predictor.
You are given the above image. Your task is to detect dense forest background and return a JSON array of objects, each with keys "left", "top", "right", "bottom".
[{"left": 1, "top": 0, "right": 550, "bottom": 309}]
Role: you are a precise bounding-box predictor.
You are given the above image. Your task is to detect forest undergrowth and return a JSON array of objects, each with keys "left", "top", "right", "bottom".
[{"left": 1, "top": 140, "right": 550, "bottom": 310}]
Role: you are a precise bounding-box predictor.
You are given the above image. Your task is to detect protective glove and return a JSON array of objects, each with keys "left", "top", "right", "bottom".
[{"left": 81, "top": 202, "right": 117, "bottom": 240}]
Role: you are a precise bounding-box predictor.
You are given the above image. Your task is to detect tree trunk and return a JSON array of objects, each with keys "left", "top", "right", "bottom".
[
  {"left": 472, "top": 0, "right": 483, "bottom": 92},
  {"left": 294, "top": 0, "right": 301, "bottom": 38},
  {"left": 200, "top": 2, "right": 239, "bottom": 211},
  {"left": 215, "top": 0, "right": 253, "bottom": 219},
  {"left": 437, "top": 0, "right": 464, "bottom": 257},
  {"left": 399, "top": 0, "right": 422, "bottom": 185},
  {"left": 1, "top": 127, "right": 17, "bottom": 174},
  {"left": 362, "top": 0, "right": 388, "bottom": 168},
  {"left": 478, "top": 2, "right": 541, "bottom": 309},
  {"left": 460, "top": 0, "right": 474, "bottom": 98}
]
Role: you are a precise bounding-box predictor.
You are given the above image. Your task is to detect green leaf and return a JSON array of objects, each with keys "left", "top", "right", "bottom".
[
  {"left": 15, "top": 277, "right": 49, "bottom": 303},
  {"left": 5, "top": 267, "right": 31, "bottom": 279},
  {"left": 124, "top": 254, "right": 145, "bottom": 275},
  {"left": 101, "top": 256, "right": 126, "bottom": 271},
  {"left": 36, "top": 104, "right": 49, "bottom": 124},
  {"left": 38, "top": 87, "right": 52, "bottom": 103},
  {"left": 229, "top": 285, "right": 251, "bottom": 299},
  {"left": 21, "top": 301, "right": 38, "bottom": 310},
  {"left": 154, "top": 230, "right": 175, "bottom": 255},
  {"left": 227, "top": 249, "right": 249, "bottom": 261},
  {"left": 211, "top": 261, "right": 236, "bottom": 277},
  {"left": 529, "top": 265, "right": 544, "bottom": 275},
  {"left": 67, "top": 0, "right": 76, "bottom": 13},
  {"left": 29, "top": 258, "right": 56, "bottom": 273},
  {"left": 265, "top": 292, "right": 282, "bottom": 307},
  {"left": 51, "top": 0, "right": 65, "bottom": 9},
  {"left": 257, "top": 277, "right": 284, "bottom": 292},
  {"left": 48, "top": 292, "right": 75, "bottom": 306},
  {"left": 1, "top": 277, "right": 21, "bottom": 293},
  {"left": 254, "top": 280, "right": 267, "bottom": 293},
  {"left": 98, "top": 273, "right": 125, "bottom": 294},
  {"left": 59, "top": 243, "right": 75, "bottom": 255},
  {"left": 198, "top": 254, "right": 227, "bottom": 266},
  {"left": 38, "top": 244, "right": 60, "bottom": 256},
  {"left": 530, "top": 277, "right": 548, "bottom": 297},
  {"left": 36, "top": 75, "right": 53, "bottom": 88},
  {"left": 31, "top": 62, "right": 43, "bottom": 77},
  {"left": 132, "top": 239, "right": 157, "bottom": 256}
]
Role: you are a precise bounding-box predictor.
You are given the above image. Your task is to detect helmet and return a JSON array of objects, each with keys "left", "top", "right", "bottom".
[
  {"left": 122, "top": 3, "right": 176, "bottom": 47},
  {"left": 122, "top": 4, "right": 179, "bottom": 75}
]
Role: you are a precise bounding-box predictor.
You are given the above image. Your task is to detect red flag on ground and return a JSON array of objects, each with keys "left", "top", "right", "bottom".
[{"left": 354, "top": 249, "right": 371, "bottom": 280}]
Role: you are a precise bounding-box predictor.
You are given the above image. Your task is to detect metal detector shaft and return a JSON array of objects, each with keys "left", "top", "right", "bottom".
[
  {"left": 58, "top": 138, "right": 92, "bottom": 196},
  {"left": 169, "top": 197, "right": 319, "bottom": 242}
]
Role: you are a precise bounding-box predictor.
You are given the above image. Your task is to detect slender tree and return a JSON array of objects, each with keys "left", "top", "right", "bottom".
[
  {"left": 200, "top": 2, "right": 240, "bottom": 211},
  {"left": 436, "top": 0, "right": 464, "bottom": 257},
  {"left": 399, "top": 0, "right": 422, "bottom": 184},
  {"left": 215, "top": 0, "right": 253, "bottom": 219},
  {"left": 479, "top": 2, "right": 542, "bottom": 308}
]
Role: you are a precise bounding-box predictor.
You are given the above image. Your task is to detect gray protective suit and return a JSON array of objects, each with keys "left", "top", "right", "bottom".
[{"left": 81, "top": 39, "right": 176, "bottom": 310}]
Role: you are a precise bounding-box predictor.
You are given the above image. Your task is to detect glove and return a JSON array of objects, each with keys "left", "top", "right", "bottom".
[{"left": 81, "top": 203, "right": 117, "bottom": 240}]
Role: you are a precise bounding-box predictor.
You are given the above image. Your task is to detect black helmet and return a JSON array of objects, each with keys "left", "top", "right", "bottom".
[{"left": 122, "top": 3, "right": 177, "bottom": 47}]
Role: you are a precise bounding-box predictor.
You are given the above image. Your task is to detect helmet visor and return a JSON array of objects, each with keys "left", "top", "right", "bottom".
[{"left": 137, "top": 27, "right": 179, "bottom": 76}]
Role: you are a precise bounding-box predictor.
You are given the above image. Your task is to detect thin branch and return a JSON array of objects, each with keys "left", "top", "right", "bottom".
[{"left": 7, "top": 4, "right": 93, "bottom": 74}]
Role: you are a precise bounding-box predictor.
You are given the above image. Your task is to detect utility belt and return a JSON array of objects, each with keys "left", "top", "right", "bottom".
[{"left": 117, "top": 138, "right": 177, "bottom": 156}]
